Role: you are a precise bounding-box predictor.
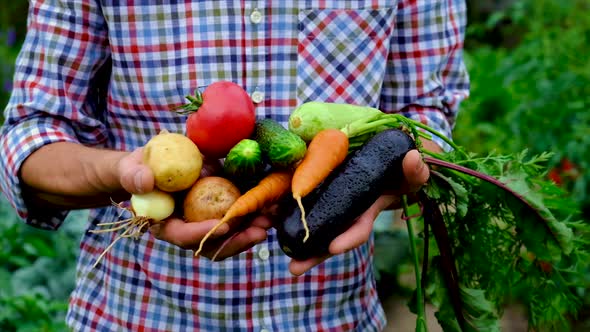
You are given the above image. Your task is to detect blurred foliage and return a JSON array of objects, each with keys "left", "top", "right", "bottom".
[
  {"left": 0, "top": 37, "right": 18, "bottom": 121},
  {"left": 0, "top": 2, "right": 28, "bottom": 39},
  {"left": 455, "top": 0, "right": 590, "bottom": 217},
  {"left": 374, "top": 211, "right": 414, "bottom": 298},
  {"left": 0, "top": 197, "right": 86, "bottom": 332},
  {"left": 0, "top": 2, "right": 27, "bottom": 122}
]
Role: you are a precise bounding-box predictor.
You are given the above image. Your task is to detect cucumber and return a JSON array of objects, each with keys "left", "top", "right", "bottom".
[
  {"left": 223, "top": 139, "right": 268, "bottom": 192},
  {"left": 276, "top": 129, "right": 416, "bottom": 260},
  {"left": 223, "top": 139, "right": 265, "bottom": 177},
  {"left": 254, "top": 118, "right": 307, "bottom": 168}
]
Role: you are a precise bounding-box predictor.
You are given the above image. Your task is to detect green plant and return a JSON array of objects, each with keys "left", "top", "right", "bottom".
[
  {"left": 373, "top": 211, "right": 413, "bottom": 297},
  {"left": 0, "top": 2, "right": 28, "bottom": 122},
  {"left": 1, "top": 36, "right": 19, "bottom": 120},
  {"left": 456, "top": 0, "right": 590, "bottom": 217},
  {"left": 0, "top": 197, "right": 85, "bottom": 332}
]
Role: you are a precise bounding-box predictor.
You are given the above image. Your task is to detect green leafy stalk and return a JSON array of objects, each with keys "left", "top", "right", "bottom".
[
  {"left": 403, "top": 196, "right": 429, "bottom": 332},
  {"left": 340, "top": 112, "right": 473, "bottom": 153},
  {"left": 424, "top": 258, "right": 502, "bottom": 332},
  {"left": 420, "top": 191, "right": 467, "bottom": 331},
  {"left": 423, "top": 149, "right": 589, "bottom": 330},
  {"left": 424, "top": 156, "right": 570, "bottom": 253},
  {"left": 341, "top": 114, "right": 433, "bottom": 146}
]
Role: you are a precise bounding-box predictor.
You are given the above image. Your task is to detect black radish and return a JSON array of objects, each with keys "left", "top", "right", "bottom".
[{"left": 276, "top": 129, "right": 415, "bottom": 260}]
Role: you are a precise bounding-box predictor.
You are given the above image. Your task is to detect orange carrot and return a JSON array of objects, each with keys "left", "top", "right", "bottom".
[
  {"left": 291, "top": 129, "right": 349, "bottom": 242},
  {"left": 194, "top": 170, "right": 293, "bottom": 256}
]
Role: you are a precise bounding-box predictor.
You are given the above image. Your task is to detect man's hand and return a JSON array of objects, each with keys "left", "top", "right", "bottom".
[
  {"left": 149, "top": 214, "right": 272, "bottom": 260},
  {"left": 117, "top": 148, "right": 155, "bottom": 194},
  {"left": 118, "top": 147, "right": 270, "bottom": 260},
  {"left": 288, "top": 148, "right": 434, "bottom": 276}
]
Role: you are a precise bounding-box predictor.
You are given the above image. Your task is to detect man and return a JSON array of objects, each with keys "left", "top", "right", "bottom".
[{"left": 0, "top": 1, "right": 469, "bottom": 330}]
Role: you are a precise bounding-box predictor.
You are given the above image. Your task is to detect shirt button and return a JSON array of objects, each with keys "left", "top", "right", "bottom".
[
  {"left": 251, "top": 91, "right": 264, "bottom": 104},
  {"left": 250, "top": 9, "right": 263, "bottom": 24},
  {"left": 257, "top": 246, "right": 270, "bottom": 261}
]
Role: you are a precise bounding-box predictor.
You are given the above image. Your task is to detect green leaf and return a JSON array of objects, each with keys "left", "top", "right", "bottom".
[
  {"left": 425, "top": 258, "right": 501, "bottom": 332},
  {"left": 499, "top": 170, "right": 574, "bottom": 255},
  {"left": 420, "top": 146, "right": 589, "bottom": 331},
  {"left": 430, "top": 172, "right": 469, "bottom": 219},
  {"left": 460, "top": 287, "right": 501, "bottom": 332}
]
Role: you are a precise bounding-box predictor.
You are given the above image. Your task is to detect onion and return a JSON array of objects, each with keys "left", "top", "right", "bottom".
[
  {"left": 89, "top": 189, "right": 176, "bottom": 268},
  {"left": 131, "top": 190, "right": 175, "bottom": 222}
]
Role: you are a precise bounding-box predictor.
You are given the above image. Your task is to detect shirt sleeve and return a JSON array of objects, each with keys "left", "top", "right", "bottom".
[
  {"left": 380, "top": 0, "right": 470, "bottom": 151},
  {"left": 0, "top": 0, "right": 110, "bottom": 230}
]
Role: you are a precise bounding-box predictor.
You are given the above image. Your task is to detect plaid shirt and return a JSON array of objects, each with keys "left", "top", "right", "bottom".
[{"left": 1, "top": 1, "right": 469, "bottom": 331}]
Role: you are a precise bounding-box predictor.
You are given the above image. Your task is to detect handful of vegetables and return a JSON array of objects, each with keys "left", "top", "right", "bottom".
[{"left": 91, "top": 81, "right": 588, "bottom": 331}]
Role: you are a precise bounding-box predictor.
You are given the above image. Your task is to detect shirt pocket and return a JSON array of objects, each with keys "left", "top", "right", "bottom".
[{"left": 297, "top": 6, "right": 398, "bottom": 107}]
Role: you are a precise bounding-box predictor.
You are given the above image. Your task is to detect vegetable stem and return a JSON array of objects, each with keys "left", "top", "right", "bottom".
[
  {"left": 403, "top": 196, "right": 429, "bottom": 332},
  {"left": 185, "top": 89, "right": 203, "bottom": 106},
  {"left": 420, "top": 149, "right": 448, "bottom": 161},
  {"left": 172, "top": 89, "right": 204, "bottom": 114},
  {"left": 340, "top": 113, "right": 385, "bottom": 137},
  {"left": 399, "top": 117, "right": 462, "bottom": 152},
  {"left": 341, "top": 113, "right": 463, "bottom": 153}
]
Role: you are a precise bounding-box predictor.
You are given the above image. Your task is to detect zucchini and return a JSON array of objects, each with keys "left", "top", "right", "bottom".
[
  {"left": 276, "top": 128, "right": 416, "bottom": 260},
  {"left": 254, "top": 118, "right": 307, "bottom": 168},
  {"left": 288, "top": 101, "right": 383, "bottom": 142}
]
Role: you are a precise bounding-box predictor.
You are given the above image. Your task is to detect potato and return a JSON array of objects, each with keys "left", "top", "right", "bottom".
[
  {"left": 143, "top": 130, "right": 203, "bottom": 192},
  {"left": 183, "top": 176, "right": 241, "bottom": 223}
]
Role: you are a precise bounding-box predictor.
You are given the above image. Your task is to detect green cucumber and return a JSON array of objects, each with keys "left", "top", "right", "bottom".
[
  {"left": 223, "top": 139, "right": 265, "bottom": 177},
  {"left": 223, "top": 139, "right": 268, "bottom": 192},
  {"left": 254, "top": 119, "right": 307, "bottom": 168}
]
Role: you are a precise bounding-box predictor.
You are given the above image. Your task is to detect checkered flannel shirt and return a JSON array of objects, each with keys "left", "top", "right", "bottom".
[{"left": 0, "top": 1, "right": 469, "bottom": 331}]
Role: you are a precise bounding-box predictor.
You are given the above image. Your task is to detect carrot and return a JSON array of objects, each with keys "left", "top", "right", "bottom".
[
  {"left": 194, "top": 170, "right": 293, "bottom": 256},
  {"left": 291, "top": 129, "right": 349, "bottom": 242}
]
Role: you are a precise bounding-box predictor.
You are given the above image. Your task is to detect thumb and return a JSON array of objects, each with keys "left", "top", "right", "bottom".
[
  {"left": 402, "top": 149, "right": 430, "bottom": 192},
  {"left": 118, "top": 148, "right": 155, "bottom": 194}
]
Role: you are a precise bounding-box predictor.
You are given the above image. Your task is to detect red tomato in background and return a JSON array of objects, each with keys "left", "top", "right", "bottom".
[{"left": 184, "top": 81, "right": 256, "bottom": 158}]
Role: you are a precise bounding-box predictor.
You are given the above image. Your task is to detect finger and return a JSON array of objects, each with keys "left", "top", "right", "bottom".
[
  {"left": 201, "top": 215, "right": 273, "bottom": 259},
  {"left": 329, "top": 194, "right": 397, "bottom": 254},
  {"left": 402, "top": 149, "right": 430, "bottom": 192},
  {"left": 150, "top": 217, "right": 230, "bottom": 249},
  {"left": 328, "top": 214, "right": 373, "bottom": 255},
  {"left": 118, "top": 148, "right": 155, "bottom": 194},
  {"left": 260, "top": 203, "right": 281, "bottom": 217},
  {"left": 289, "top": 195, "right": 391, "bottom": 276},
  {"left": 249, "top": 215, "right": 274, "bottom": 229},
  {"left": 207, "top": 226, "right": 268, "bottom": 261},
  {"left": 288, "top": 194, "right": 397, "bottom": 275},
  {"left": 288, "top": 255, "right": 330, "bottom": 276}
]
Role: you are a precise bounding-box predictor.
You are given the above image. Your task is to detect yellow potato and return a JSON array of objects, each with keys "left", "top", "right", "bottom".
[
  {"left": 143, "top": 131, "right": 203, "bottom": 192},
  {"left": 183, "top": 176, "right": 241, "bottom": 223}
]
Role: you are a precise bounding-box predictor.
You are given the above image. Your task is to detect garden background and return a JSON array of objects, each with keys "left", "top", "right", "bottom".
[{"left": 1, "top": 1, "right": 588, "bottom": 331}]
